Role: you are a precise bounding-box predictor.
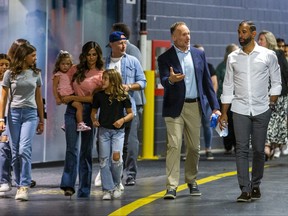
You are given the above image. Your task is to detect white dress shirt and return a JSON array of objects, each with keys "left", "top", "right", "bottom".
[{"left": 221, "top": 42, "right": 282, "bottom": 116}]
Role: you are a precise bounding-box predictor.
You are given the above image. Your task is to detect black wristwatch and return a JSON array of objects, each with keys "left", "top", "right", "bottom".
[{"left": 269, "top": 102, "right": 276, "bottom": 111}]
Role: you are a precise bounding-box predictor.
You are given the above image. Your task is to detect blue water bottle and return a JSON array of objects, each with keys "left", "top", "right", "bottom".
[{"left": 210, "top": 113, "right": 219, "bottom": 128}]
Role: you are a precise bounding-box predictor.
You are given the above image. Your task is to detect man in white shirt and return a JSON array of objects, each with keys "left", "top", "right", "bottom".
[{"left": 220, "top": 20, "right": 281, "bottom": 202}]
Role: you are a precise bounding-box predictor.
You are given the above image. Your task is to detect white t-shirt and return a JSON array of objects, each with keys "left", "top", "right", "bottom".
[{"left": 109, "top": 57, "right": 122, "bottom": 74}]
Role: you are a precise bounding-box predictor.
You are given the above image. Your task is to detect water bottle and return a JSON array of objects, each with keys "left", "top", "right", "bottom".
[
  {"left": 215, "top": 121, "right": 228, "bottom": 137},
  {"left": 210, "top": 113, "right": 219, "bottom": 128}
]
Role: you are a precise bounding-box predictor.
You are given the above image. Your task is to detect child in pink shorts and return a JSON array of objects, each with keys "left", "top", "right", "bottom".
[{"left": 52, "top": 50, "right": 91, "bottom": 131}]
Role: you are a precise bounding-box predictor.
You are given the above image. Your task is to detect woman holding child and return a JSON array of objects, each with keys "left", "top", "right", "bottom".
[{"left": 60, "top": 41, "right": 104, "bottom": 198}]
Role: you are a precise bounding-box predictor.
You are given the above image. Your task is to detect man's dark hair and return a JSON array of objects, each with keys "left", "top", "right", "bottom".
[
  {"left": 112, "top": 23, "right": 131, "bottom": 39},
  {"left": 239, "top": 20, "right": 256, "bottom": 32},
  {"left": 276, "top": 38, "right": 285, "bottom": 43}
]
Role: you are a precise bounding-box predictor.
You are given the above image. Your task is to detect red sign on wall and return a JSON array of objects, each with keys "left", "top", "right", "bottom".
[{"left": 151, "top": 40, "right": 171, "bottom": 96}]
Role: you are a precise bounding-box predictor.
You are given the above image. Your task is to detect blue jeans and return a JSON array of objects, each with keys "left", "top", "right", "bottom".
[
  {"left": 8, "top": 108, "right": 38, "bottom": 187},
  {"left": 0, "top": 118, "right": 12, "bottom": 184},
  {"left": 99, "top": 127, "right": 124, "bottom": 191},
  {"left": 124, "top": 106, "right": 142, "bottom": 180},
  {"left": 201, "top": 102, "right": 212, "bottom": 149},
  {"left": 0, "top": 141, "right": 11, "bottom": 184},
  {"left": 60, "top": 103, "right": 94, "bottom": 197},
  {"left": 0, "top": 125, "right": 11, "bottom": 184}
]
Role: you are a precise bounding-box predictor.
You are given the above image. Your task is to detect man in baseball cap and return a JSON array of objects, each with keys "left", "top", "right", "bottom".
[
  {"left": 106, "top": 31, "right": 127, "bottom": 47},
  {"left": 102, "top": 29, "right": 146, "bottom": 194}
]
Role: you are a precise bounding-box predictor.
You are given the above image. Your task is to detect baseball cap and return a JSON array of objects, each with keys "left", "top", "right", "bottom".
[{"left": 106, "top": 31, "right": 127, "bottom": 47}]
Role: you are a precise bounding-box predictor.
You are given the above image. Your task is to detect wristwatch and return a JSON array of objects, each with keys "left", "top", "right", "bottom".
[
  {"left": 128, "top": 84, "right": 132, "bottom": 90},
  {"left": 269, "top": 101, "right": 276, "bottom": 111}
]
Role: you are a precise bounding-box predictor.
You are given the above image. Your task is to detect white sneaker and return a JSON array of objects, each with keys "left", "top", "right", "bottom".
[
  {"left": 0, "top": 183, "right": 12, "bottom": 192},
  {"left": 102, "top": 191, "right": 112, "bottom": 200},
  {"left": 94, "top": 171, "right": 102, "bottom": 187},
  {"left": 112, "top": 187, "right": 122, "bottom": 198},
  {"left": 15, "top": 186, "right": 29, "bottom": 201},
  {"left": 77, "top": 122, "right": 91, "bottom": 131},
  {"left": 0, "top": 191, "right": 6, "bottom": 197},
  {"left": 119, "top": 183, "right": 124, "bottom": 191},
  {"left": 273, "top": 147, "right": 281, "bottom": 158},
  {"left": 282, "top": 145, "right": 288, "bottom": 155}
]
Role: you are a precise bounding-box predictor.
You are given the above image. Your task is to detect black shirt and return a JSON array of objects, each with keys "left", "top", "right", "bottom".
[{"left": 92, "top": 90, "right": 132, "bottom": 129}]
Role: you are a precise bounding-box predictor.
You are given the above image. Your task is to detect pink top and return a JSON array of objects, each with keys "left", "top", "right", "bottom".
[
  {"left": 53, "top": 71, "right": 74, "bottom": 96},
  {"left": 67, "top": 65, "right": 103, "bottom": 96}
]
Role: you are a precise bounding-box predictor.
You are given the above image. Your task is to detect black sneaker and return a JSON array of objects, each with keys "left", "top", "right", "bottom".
[
  {"left": 237, "top": 192, "right": 251, "bottom": 202},
  {"left": 30, "top": 180, "right": 36, "bottom": 188},
  {"left": 164, "top": 189, "right": 176, "bottom": 199},
  {"left": 206, "top": 151, "right": 214, "bottom": 160},
  {"left": 63, "top": 187, "right": 75, "bottom": 199},
  {"left": 188, "top": 182, "right": 201, "bottom": 196},
  {"left": 125, "top": 177, "right": 136, "bottom": 186},
  {"left": 251, "top": 187, "right": 261, "bottom": 200}
]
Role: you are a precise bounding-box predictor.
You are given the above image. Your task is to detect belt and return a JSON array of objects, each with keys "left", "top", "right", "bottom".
[{"left": 184, "top": 97, "right": 200, "bottom": 103}]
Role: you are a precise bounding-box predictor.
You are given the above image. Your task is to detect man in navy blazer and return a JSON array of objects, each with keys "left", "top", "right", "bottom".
[{"left": 158, "top": 22, "right": 221, "bottom": 199}]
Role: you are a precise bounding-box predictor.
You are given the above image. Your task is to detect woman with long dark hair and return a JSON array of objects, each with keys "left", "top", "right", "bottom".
[
  {"left": 59, "top": 41, "right": 104, "bottom": 198},
  {"left": 0, "top": 43, "right": 44, "bottom": 201}
]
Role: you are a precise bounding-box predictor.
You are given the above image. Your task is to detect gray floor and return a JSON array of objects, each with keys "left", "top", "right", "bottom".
[{"left": 1, "top": 150, "right": 288, "bottom": 216}]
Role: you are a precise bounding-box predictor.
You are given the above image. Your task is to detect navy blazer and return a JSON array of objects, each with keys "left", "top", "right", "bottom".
[{"left": 157, "top": 46, "right": 220, "bottom": 118}]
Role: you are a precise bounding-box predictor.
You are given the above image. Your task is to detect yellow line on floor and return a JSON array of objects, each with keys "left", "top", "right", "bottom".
[{"left": 109, "top": 165, "right": 270, "bottom": 216}]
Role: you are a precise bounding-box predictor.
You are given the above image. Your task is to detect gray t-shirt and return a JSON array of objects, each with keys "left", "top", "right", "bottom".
[{"left": 2, "top": 69, "right": 42, "bottom": 108}]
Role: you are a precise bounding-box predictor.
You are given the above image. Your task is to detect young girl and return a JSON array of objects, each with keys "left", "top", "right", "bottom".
[
  {"left": 91, "top": 69, "right": 133, "bottom": 200},
  {"left": 0, "top": 43, "right": 45, "bottom": 201},
  {"left": 7, "top": 39, "right": 37, "bottom": 189},
  {"left": 52, "top": 50, "right": 91, "bottom": 131},
  {"left": 0, "top": 54, "right": 11, "bottom": 196}
]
